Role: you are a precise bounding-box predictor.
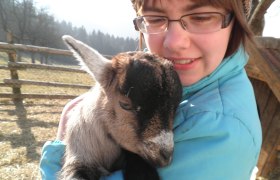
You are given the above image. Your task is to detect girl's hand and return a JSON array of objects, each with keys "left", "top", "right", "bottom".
[{"left": 56, "top": 93, "right": 87, "bottom": 141}]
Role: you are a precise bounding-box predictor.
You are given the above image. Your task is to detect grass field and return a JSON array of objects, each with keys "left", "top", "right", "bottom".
[{"left": 0, "top": 53, "right": 93, "bottom": 179}]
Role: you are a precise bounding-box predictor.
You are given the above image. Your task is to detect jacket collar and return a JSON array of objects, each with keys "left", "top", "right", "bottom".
[{"left": 182, "top": 47, "right": 248, "bottom": 99}]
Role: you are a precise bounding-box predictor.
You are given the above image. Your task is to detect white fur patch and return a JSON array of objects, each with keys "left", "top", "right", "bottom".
[{"left": 149, "top": 131, "right": 174, "bottom": 150}]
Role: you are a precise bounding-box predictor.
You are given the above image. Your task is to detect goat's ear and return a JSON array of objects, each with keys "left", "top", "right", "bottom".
[{"left": 62, "top": 35, "right": 112, "bottom": 84}]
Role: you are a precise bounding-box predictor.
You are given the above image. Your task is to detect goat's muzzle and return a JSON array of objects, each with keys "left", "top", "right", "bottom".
[{"left": 141, "top": 130, "right": 174, "bottom": 167}]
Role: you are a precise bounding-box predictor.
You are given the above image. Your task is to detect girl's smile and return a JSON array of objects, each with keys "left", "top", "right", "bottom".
[{"left": 167, "top": 57, "right": 200, "bottom": 71}]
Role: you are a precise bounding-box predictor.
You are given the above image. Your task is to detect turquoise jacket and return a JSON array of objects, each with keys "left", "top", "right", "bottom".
[{"left": 40, "top": 48, "right": 262, "bottom": 180}]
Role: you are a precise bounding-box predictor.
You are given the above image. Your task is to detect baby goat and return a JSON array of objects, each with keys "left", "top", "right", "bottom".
[{"left": 60, "top": 35, "right": 182, "bottom": 180}]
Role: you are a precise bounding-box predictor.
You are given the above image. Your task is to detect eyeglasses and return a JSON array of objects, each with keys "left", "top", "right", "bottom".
[{"left": 133, "top": 12, "right": 234, "bottom": 34}]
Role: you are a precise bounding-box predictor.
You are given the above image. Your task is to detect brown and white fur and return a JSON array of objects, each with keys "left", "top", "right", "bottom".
[{"left": 60, "top": 35, "right": 182, "bottom": 180}]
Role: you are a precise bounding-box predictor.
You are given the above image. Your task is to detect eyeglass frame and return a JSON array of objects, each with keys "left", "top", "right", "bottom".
[{"left": 133, "top": 12, "right": 234, "bottom": 34}]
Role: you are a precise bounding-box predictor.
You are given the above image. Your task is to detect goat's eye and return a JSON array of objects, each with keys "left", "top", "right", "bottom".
[{"left": 119, "top": 101, "right": 133, "bottom": 111}]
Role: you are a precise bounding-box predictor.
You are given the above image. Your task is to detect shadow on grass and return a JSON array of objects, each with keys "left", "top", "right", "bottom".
[
  {"left": 0, "top": 99, "right": 59, "bottom": 161},
  {"left": 14, "top": 99, "right": 39, "bottom": 161}
]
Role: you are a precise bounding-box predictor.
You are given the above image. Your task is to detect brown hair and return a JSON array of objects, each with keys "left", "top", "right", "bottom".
[{"left": 130, "top": 0, "right": 255, "bottom": 58}]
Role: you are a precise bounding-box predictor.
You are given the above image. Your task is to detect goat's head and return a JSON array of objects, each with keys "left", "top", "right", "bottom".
[{"left": 63, "top": 35, "right": 182, "bottom": 167}]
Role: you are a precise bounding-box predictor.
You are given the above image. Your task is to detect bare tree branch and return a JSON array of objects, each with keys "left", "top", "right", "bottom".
[{"left": 249, "top": 0, "right": 275, "bottom": 35}]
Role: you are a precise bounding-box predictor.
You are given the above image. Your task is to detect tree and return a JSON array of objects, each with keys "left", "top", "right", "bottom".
[
  {"left": 249, "top": 0, "right": 276, "bottom": 36},
  {"left": 0, "top": 0, "right": 18, "bottom": 42},
  {"left": 0, "top": 0, "right": 138, "bottom": 63}
]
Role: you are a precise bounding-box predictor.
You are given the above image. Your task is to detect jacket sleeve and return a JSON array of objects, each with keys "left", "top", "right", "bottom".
[
  {"left": 158, "top": 110, "right": 260, "bottom": 180},
  {"left": 39, "top": 140, "right": 124, "bottom": 180},
  {"left": 40, "top": 140, "right": 66, "bottom": 180}
]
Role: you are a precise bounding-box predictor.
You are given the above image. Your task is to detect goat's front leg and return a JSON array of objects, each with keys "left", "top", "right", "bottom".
[{"left": 122, "top": 150, "right": 160, "bottom": 180}]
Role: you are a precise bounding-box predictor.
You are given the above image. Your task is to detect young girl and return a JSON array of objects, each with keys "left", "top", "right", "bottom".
[{"left": 40, "top": 0, "right": 262, "bottom": 179}]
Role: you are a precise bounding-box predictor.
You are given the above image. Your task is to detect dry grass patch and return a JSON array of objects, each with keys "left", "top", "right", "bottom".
[
  {"left": 0, "top": 99, "right": 68, "bottom": 179},
  {"left": 0, "top": 58, "right": 94, "bottom": 179}
]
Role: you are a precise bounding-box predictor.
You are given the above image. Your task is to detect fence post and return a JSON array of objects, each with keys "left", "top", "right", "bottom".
[{"left": 6, "top": 31, "right": 22, "bottom": 101}]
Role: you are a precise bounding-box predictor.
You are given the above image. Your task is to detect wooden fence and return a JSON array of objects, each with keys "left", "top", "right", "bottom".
[{"left": 0, "top": 41, "right": 92, "bottom": 100}]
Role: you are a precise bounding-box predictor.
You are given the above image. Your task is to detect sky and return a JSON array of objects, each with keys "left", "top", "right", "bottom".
[
  {"left": 34, "top": 0, "right": 280, "bottom": 38},
  {"left": 34, "top": 0, "right": 139, "bottom": 38},
  {"left": 263, "top": 1, "right": 280, "bottom": 38}
]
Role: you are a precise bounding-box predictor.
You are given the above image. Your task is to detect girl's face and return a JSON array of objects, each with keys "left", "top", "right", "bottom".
[{"left": 140, "top": 0, "right": 233, "bottom": 86}]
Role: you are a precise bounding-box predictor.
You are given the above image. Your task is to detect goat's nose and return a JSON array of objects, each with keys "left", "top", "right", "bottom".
[
  {"left": 160, "top": 149, "right": 172, "bottom": 161},
  {"left": 159, "top": 148, "right": 173, "bottom": 165}
]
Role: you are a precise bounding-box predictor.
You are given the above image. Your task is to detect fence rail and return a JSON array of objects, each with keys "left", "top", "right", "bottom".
[
  {"left": 0, "top": 41, "right": 92, "bottom": 100},
  {"left": 7, "top": 62, "right": 86, "bottom": 73},
  {"left": 0, "top": 42, "right": 72, "bottom": 56},
  {"left": 0, "top": 93, "right": 78, "bottom": 99},
  {"left": 3, "top": 79, "right": 91, "bottom": 89}
]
